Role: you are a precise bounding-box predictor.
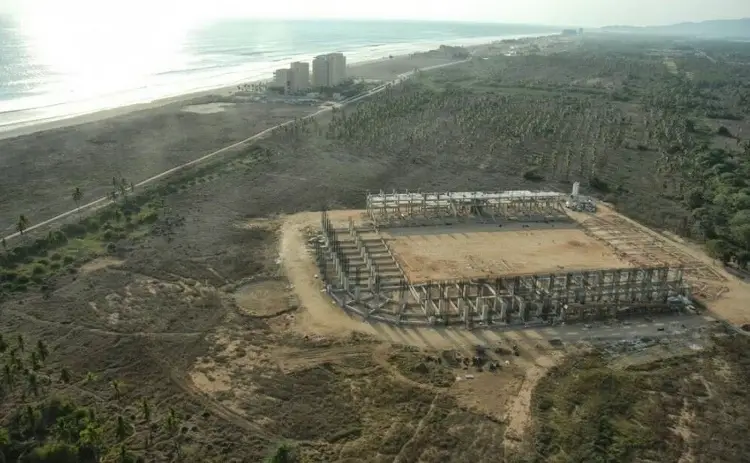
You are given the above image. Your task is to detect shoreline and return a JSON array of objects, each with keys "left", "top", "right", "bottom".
[
  {"left": 0, "top": 36, "right": 553, "bottom": 237},
  {"left": 0, "top": 34, "right": 550, "bottom": 141}
]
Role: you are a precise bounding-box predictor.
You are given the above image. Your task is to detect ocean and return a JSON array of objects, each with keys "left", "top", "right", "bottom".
[{"left": 0, "top": 18, "right": 556, "bottom": 133}]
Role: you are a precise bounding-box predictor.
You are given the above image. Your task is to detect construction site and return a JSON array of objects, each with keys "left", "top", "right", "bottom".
[{"left": 313, "top": 189, "right": 695, "bottom": 328}]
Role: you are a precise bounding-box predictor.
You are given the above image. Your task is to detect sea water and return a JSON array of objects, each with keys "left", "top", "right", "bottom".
[{"left": 0, "top": 18, "right": 556, "bottom": 132}]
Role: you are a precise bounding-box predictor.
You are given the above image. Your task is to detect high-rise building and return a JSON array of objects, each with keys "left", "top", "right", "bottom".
[
  {"left": 312, "top": 55, "right": 329, "bottom": 88},
  {"left": 273, "top": 68, "right": 292, "bottom": 93},
  {"left": 289, "top": 61, "right": 310, "bottom": 92},
  {"left": 326, "top": 52, "right": 347, "bottom": 87}
]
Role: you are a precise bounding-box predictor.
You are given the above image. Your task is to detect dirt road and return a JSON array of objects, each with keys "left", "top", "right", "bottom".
[{"left": 2, "top": 60, "right": 468, "bottom": 243}]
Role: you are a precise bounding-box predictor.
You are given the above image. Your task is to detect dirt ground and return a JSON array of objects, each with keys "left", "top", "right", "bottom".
[
  {"left": 385, "top": 227, "right": 631, "bottom": 281},
  {"left": 572, "top": 204, "right": 750, "bottom": 325}
]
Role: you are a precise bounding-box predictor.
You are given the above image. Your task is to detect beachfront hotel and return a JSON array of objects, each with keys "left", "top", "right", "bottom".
[
  {"left": 274, "top": 53, "right": 347, "bottom": 93},
  {"left": 273, "top": 61, "right": 311, "bottom": 93},
  {"left": 312, "top": 52, "right": 347, "bottom": 88},
  {"left": 290, "top": 62, "right": 310, "bottom": 92}
]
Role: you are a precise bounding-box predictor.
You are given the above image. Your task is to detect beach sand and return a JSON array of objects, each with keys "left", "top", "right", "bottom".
[{"left": 0, "top": 44, "right": 510, "bottom": 233}]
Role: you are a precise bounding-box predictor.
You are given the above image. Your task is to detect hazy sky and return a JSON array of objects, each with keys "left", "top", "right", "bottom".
[{"left": 2, "top": 0, "right": 749, "bottom": 27}]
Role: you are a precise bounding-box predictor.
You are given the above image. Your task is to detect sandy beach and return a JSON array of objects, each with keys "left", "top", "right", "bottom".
[{"left": 0, "top": 50, "right": 469, "bottom": 234}]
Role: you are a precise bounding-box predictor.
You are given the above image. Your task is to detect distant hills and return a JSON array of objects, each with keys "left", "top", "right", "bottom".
[{"left": 599, "top": 18, "right": 750, "bottom": 39}]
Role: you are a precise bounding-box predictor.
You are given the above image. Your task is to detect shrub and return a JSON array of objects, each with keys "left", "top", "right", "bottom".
[
  {"left": 50, "top": 253, "right": 62, "bottom": 261},
  {"left": 37, "top": 259, "right": 49, "bottom": 266},
  {"left": 589, "top": 176, "right": 610, "bottom": 193},
  {"left": 102, "top": 230, "right": 114, "bottom": 240},
  {"left": 83, "top": 217, "right": 100, "bottom": 232},
  {"left": 106, "top": 243, "right": 117, "bottom": 254},
  {"left": 61, "top": 223, "right": 87, "bottom": 238},
  {"left": 717, "top": 126, "right": 732, "bottom": 137},
  {"left": 1, "top": 271, "right": 17, "bottom": 282},
  {"left": 50, "top": 262, "right": 61, "bottom": 271},
  {"left": 32, "top": 265, "right": 46, "bottom": 275},
  {"left": 30, "top": 442, "right": 79, "bottom": 462},
  {"left": 63, "top": 256, "right": 75, "bottom": 265},
  {"left": 137, "top": 210, "right": 159, "bottom": 225},
  {"left": 523, "top": 169, "right": 545, "bottom": 182}
]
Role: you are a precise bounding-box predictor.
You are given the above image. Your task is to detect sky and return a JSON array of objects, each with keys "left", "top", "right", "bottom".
[{"left": 1, "top": 0, "right": 749, "bottom": 27}]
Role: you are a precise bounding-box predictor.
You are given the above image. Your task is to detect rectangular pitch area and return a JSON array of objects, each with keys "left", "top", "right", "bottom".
[{"left": 383, "top": 227, "right": 632, "bottom": 282}]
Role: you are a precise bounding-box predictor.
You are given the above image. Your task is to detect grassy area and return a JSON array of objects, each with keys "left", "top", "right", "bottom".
[
  {"left": 0, "top": 144, "right": 273, "bottom": 298},
  {"left": 512, "top": 334, "right": 750, "bottom": 462}
]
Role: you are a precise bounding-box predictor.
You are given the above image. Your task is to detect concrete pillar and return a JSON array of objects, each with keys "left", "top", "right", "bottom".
[{"left": 463, "top": 301, "right": 471, "bottom": 329}]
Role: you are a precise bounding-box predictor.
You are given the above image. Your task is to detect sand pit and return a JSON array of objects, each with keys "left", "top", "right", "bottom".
[
  {"left": 385, "top": 227, "right": 631, "bottom": 282},
  {"left": 182, "top": 103, "right": 236, "bottom": 114}
]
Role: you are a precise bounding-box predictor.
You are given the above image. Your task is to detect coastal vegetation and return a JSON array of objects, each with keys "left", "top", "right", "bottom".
[
  {"left": 511, "top": 334, "right": 750, "bottom": 463},
  {"left": 0, "top": 330, "right": 189, "bottom": 462},
  {"left": 0, "top": 36, "right": 749, "bottom": 461},
  {"left": 260, "top": 36, "right": 750, "bottom": 268}
]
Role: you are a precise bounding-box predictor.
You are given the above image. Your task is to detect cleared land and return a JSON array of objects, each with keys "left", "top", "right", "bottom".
[{"left": 385, "top": 226, "right": 630, "bottom": 282}]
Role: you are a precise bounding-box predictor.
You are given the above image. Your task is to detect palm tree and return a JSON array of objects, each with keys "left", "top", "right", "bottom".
[
  {"left": 84, "top": 371, "right": 98, "bottom": 384},
  {"left": 26, "top": 372, "right": 38, "bottom": 396},
  {"left": 165, "top": 407, "right": 180, "bottom": 455},
  {"left": 29, "top": 351, "right": 40, "bottom": 371},
  {"left": 115, "top": 415, "right": 129, "bottom": 442},
  {"left": 141, "top": 398, "right": 151, "bottom": 423},
  {"left": 4, "top": 363, "right": 14, "bottom": 388},
  {"left": 142, "top": 398, "right": 152, "bottom": 449},
  {"left": 72, "top": 187, "right": 84, "bottom": 218},
  {"left": 16, "top": 334, "right": 24, "bottom": 352},
  {"left": 79, "top": 419, "right": 103, "bottom": 461},
  {"left": 36, "top": 340, "right": 48, "bottom": 362},
  {"left": 111, "top": 379, "right": 124, "bottom": 402},
  {"left": 16, "top": 215, "right": 30, "bottom": 236}
]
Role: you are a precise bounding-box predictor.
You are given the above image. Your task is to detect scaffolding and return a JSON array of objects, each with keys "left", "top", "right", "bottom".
[
  {"left": 366, "top": 190, "right": 568, "bottom": 228},
  {"left": 317, "top": 207, "right": 692, "bottom": 328}
]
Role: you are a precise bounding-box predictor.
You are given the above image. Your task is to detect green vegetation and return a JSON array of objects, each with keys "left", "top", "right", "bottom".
[
  {"left": 0, "top": 331, "right": 186, "bottom": 462},
  {"left": 0, "top": 144, "right": 273, "bottom": 298},
  {"left": 514, "top": 334, "right": 750, "bottom": 462},
  {"left": 268, "top": 36, "right": 750, "bottom": 269}
]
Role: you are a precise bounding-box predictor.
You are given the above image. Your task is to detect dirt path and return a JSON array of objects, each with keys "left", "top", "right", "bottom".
[
  {"left": 2, "top": 60, "right": 468, "bottom": 244},
  {"left": 371, "top": 344, "right": 442, "bottom": 393},
  {"left": 393, "top": 391, "right": 442, "bottom": 463},
  {"left": 503, "top": 352, "right": 560, "bottom": 450},
  {"left": 279, "top": 212, "right": 377, "bottom": 338},
  {"left": 167, "top": 367, "right": 278, "bottom": 440},
  {"left": 4, "top": 308, "right": 205, "bottom": 339},
  {"left": 594, "top": 204, "right": 750, "bottom": 326}
]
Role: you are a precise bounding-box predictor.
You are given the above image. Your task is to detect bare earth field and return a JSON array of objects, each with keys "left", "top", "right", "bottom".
[{"left": 385, "top": 225, "right": 630, "bottom": 281}]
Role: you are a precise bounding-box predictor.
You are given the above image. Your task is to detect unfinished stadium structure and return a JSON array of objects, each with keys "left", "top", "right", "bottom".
[{"left": 314, "top": 190, "right": 693, "bottom": 328}]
